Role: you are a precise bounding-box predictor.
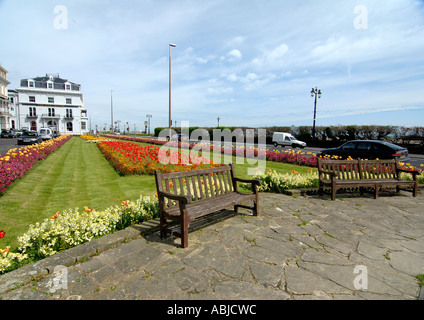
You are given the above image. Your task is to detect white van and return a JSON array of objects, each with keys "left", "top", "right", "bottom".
[
  {"left": 272, "top": 132, "right": 306, "bottom": 148},
  {"left": 39, "top": 128, "right": 53, "bottom": 140}
]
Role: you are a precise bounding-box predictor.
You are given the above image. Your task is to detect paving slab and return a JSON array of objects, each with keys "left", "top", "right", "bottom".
[{"left": 1, "top": 191, "right": 424, "bottom": 301}]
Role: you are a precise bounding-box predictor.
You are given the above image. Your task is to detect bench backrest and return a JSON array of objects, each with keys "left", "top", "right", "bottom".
[
  {"left": 155, "top": 165, "right": 235, "bottom": 207},
  {"left": 360, "top": 159, "right": 398, "bottom": 179},
  {"left": 318, "top": 158, "right": 399, "bottom": 181}
]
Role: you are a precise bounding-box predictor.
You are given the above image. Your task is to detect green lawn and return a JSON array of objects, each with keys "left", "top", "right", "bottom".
[{"left": 0, "top": 137, "right": 310, "bottom": 249}]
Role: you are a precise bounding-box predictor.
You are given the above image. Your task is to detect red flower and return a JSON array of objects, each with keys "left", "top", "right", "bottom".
[{"left": 0, "top": 230, "right": 5, "bottom": 239}]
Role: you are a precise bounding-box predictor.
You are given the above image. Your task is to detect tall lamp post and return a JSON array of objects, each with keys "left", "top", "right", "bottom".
[
  {"left": 110, "top": 90, "right": 114, "bottom": 133},
  {"left": 169, "top": 43, "right": 176, "bottom": 141},
  {"left": 310, "top": 86, "right": 322, "bottom": 142},
  {"left": 146, "top": 114, "right": 152, "bottom": 135}
]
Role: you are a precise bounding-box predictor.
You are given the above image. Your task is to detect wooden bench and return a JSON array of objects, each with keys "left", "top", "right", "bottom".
[
  {"left": 154, "top": 164, "right": 260, "bottom": 248},
  {"left": 317, "top": 158, "right": 419, "bottom": 200}
]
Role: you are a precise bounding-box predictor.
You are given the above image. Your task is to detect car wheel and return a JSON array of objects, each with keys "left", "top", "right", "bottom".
[
  {"left": 273, "top": 142, "right": 278, "bottom": 147},
  {"left": 292, "top": 144, "right": 297, "bottom": 148}
]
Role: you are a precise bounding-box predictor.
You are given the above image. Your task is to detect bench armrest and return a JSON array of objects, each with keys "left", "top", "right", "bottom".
[
  {"left": 397, "top": 167, "right": 420, "bottom": 178},
  {"left": 157, "top": 190, "right": 191, "bottom": 204},
  {"left": 234, "top": 177, "right": 261, "bottom": 186},
  {"left": 318, "top": 170, "right": 337, "bottom": 177}
]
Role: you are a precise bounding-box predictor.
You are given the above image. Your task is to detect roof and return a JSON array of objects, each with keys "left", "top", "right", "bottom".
[{"left": 27, "top": 74, "right": 80, "bottom": 86}]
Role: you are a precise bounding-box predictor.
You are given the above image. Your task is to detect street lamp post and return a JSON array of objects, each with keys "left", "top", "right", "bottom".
[
  {"left": 146, "top": 114, "right": 152, "bottom": 135},
  {"left": 169, "top": 43, "right": 176, "bottom": 141},
  {"left": 310, "top": 86, "right": 322, "bottom": 142},
  {"left": 110, "top": 90, "right": 114, "bottom": 133}
]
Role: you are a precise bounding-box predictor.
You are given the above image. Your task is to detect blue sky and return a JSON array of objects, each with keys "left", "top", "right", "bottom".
[{"left": 1, "top": 0, "right": 424, "bottom": 131}]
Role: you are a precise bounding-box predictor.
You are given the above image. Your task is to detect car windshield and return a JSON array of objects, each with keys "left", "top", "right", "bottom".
[{"left": 23, "top": 132, "right": 37, "bottom": 136}]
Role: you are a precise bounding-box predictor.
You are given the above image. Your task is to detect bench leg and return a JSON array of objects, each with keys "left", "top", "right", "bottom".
[
  {"left": 180, "top": 209, "right": 189, "bottom": 248},
  {"left": 374, "top": 184, "right": 379, "bottom": 199},
  {"left": 253, "top": 196, "right": 259, "bottom": 217},
  {"left": 159, "top": 214, "right": 167, "bottom": 239},
  {"left": 331, "top": 187, "right": 336, "bottom": 201}
]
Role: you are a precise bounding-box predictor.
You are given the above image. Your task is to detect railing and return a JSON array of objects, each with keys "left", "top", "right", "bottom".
[{"left": 41, "top": 113, "right": 61, "bottom": 119}]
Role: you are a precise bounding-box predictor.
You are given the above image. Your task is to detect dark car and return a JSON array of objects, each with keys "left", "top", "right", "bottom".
[
  {"left": 1, "top": 129, "right": 17, "bottom": 138},
  {"left": 318, "top": 140, "right": 410, "bottom": 161},
  {"left": 17, "top": 131, "right": 43, "bottom": 145}
]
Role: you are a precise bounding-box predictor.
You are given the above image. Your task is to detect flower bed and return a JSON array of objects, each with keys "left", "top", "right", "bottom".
[
  {"left": 96, "top": 139, "right": 221, "bottom": 175},
  {"left": 0, "top": 195, "right": 159, "bottom": 274},
  {"left": 80, "top": 134, "right": 106, "bottom": 142},
  {"left": 102, "top": 134, "right": 315, "bottom": 167},
  {"left": 0, "top": 135, "right": 72, "bottom": 194},
  {"left": 253, "top": 169, "right": 319, "bottom": 193}
]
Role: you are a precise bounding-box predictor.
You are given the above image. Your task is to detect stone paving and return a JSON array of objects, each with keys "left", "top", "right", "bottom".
[{"left": 1, "top": 190, "right": 424, "bottom": 300}]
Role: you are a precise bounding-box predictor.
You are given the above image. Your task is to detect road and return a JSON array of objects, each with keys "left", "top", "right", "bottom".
[
  {"left": 1, "top": 137, "right": 423, "bottom": 168},
  {"left": 0, "top": 137, "right": 20, "bottom": 156}
]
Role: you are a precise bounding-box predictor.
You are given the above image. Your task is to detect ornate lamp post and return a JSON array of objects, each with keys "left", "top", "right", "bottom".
[
  {"left": 310, "top": 87, "right": 322, "bottom": 142},
  {"left": 169, "top": 43, "right": 176, "bottom": 141}
]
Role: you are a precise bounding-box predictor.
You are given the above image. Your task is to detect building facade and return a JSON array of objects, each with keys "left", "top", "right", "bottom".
[
  {"left": 14, "top": 74, "right": 88, "bottom": 134},
  {"left": 0, "top": 65, "right": 12, "bottom": 130}
]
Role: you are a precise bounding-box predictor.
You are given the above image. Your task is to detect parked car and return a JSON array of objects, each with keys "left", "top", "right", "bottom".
[
  {"left": 272, "top": 132, "right": 306, "bottom": 148},
  {"left": 1, "top": 129, "right": 18, "bottom": 138},
  {"left": 317, "top": 140, "right": 410, "bottom": 161},
  {"left": 17, "top": 131, "right": 43, "bottom": 145},
  {"left": 39, "top": 128, "right": 53, "bottom": 140},
  {"left": 14, "top": 130, "right": 23, "bottom": 137}
]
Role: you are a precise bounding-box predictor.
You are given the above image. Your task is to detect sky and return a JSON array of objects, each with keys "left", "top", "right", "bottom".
[{"left": 1, "top": 0, "right": 424, "bottom": 131}]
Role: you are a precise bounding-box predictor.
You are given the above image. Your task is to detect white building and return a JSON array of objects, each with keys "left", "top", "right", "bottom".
[
  {"left": 0, "top": 65, "right": 12, "bottom": 130},
  {"left": 13, "top": 74, "right": 88, "bottom": 134}
]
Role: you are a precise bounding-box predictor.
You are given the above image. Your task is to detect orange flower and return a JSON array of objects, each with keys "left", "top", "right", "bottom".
[
  {"left": 50, "top": 212, "right": 60, "bottom": 219},
  {"left": 84, "top": 206, "right": 93, "bottom": 213},
  {"left": 121, "top": 200, "right": 131, "bottom": 206}
]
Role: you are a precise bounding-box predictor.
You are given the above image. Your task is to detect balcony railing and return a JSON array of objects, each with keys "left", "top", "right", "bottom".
[
  {"left": 0, "top": 107, "right": 13, "bottom": 116},
  {"left": 41, "top": 113, "right": 62, "bottom": 119}
]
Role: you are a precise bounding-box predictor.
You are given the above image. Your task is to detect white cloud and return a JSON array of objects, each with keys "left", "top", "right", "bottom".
[{"left": 227, "top": 49, "right": 242, "bottom": 61}]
